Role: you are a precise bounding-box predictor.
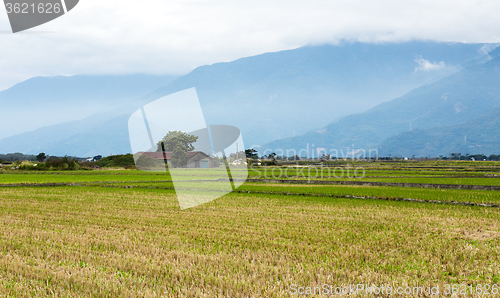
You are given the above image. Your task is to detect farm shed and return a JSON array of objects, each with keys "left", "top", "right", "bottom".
[{"left": 137, "top": 151, "right": 219, "bottom": 168}]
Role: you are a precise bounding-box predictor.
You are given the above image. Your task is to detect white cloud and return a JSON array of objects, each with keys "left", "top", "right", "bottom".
[
  {"left": 1, "top": 0, "right": 500, "bottom": 90},
  {"left": 414, "top": 55, "right": 446, "bottom": 72},
  {"left": 478, "top": 43, "right": 499, "bottom": 56}
]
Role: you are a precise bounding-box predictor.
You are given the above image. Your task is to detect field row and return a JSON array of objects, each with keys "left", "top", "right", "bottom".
[
  {"left": 3, "top": 168, "right": 500, "bottom": 186},
  {"left": 3, "top": 168, "right": 500, "bottom": 206},
  {"left": 87, "top": 181, "right": 500, "bottom": 205},
  {"left": 0, "top": 186, "right": 499, "bottom": 297}
]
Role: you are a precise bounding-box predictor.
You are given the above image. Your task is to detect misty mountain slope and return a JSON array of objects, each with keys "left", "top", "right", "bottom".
[
  {"left": 262, "top": 51, "right": 500, "bottom": 155},
  {"left": 143, "top": 41, "right": 488, "bottom": 146},
  {"left": 0, "top": 74, "right": 178, "bottom": 140},
  {"left": 34, "top": 115, "right": 132, "bottom": 158},
  {"left": 0, "top": 112, "right": 132, "bottom": 157},
  {"left": 0, "top": 41, "right": 492, "bottom": 156},
  {"left": 377, "top": 109, "right": 500, "bottom": 157}
]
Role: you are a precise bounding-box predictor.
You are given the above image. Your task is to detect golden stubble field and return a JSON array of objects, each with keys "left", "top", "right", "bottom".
[{"left": 0, "top": 186, "right": 499, "bottom": 297}]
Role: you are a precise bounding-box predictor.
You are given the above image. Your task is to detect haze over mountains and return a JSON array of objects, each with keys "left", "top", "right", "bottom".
[
  {"left": 0, "top": 74, "right": 178, "bottom": 140},
  {"left": 377, "top": 108, "right": 500, "bottom": 157},
  {"left": 0, "top": 41, "right": 497, "bottom": 157},
  {"left": 263, "top": 45, "right": 500, "bottom": 157},
  {"left": 148, "top": 41, "right": 487, "bottom": 147}
]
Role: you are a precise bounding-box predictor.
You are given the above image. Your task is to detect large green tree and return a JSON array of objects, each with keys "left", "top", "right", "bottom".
[
  {"left": 156, "top": 131, "right": 198, "bottom": 168},
  {"left": 36, "top": 152, "right": 46, "bottom": 162},
  {"left": 245, "top": 149, "right": 258, "bottom": 159}
]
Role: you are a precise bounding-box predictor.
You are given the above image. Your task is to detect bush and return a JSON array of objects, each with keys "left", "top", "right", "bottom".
[
  {"left": 18, "top": 163, "right": 46, "bottom": 171},
  {"left": 46, "top": 157, "right": 80, "bottom": 170},
  {"left": 95, "top": 154, "right": 135, "bottom": 168},
  {"left": 261, "top": 160, "right": 277, "bottom": 166},
  {"left": 17, "top": 157, "right": 81, "bottom": 171},
  {"left": 79, "top": 162, "right": 100, "bottom": 170}
]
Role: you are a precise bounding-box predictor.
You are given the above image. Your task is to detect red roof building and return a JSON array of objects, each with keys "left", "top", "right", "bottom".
[{"left": 136, "top": 151, "right": 219, "bottom": 168}]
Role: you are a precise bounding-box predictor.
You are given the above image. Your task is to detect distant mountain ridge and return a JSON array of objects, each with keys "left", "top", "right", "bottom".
[
  {"left": 0, "top": 41, "right": 494, "bottom": 157},
  {"left": 0, "top": 74, "right": 178, "bottom": 140},
  {"left": 377, "top": 108, "right": 500, "bottom": 157},
  {"left": 146, "top": 41, "right": 489, "bottom": 147},
  {"left": 0, "top": 112, "right": 131, "bottom": 157},
  {"left": 262, "top": 46, "right": 500, "bottom": 157}
]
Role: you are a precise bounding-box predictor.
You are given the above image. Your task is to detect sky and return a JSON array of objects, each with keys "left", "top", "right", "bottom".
[{"left": 1, "top": 0, "right": 500, "bottom": 90}]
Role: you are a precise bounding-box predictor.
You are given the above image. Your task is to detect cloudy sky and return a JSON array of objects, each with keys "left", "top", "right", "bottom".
[{"left": 1, "top": 0, "right": 500, "bottom": 90}]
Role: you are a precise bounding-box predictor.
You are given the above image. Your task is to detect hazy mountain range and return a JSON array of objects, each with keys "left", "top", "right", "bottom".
[
  {"left": 148, "top": 41, "right": 488, "bottom": 148},
  {"left": 263, "top": 45, "right": 500, "bottom": 157},
  {"left": 377, "top": 108, "right": 500, "bottom": 157},
  {"left": 0, "top": 41, "right": 497, "bottom": 157},
  {"left": 0, "top": 74, "right": 178, "bottom": 140}
]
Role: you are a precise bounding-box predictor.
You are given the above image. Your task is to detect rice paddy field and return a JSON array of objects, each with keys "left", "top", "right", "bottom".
[{"left": 0, "top": 160, "right": 499, "bottom": 297}]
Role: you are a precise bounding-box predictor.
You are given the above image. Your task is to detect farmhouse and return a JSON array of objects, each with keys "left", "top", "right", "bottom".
[{"left": 138, "top": 151, "right": 219, "bottom": 168}]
